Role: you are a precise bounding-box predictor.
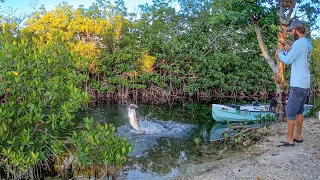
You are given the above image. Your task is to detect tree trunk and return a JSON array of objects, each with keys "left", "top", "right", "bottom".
[
  {"left": 276, "top": 83, "right": 286, "bottom": 121},
  {"left": 275, "top": 0, "right": 296, "bottom": 121},
  {"left": 251, "top": 0, "right": 296, "bottom": 121}
]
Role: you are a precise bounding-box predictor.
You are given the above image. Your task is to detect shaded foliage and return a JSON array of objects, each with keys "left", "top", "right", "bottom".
[{"left": 0, "top": 23, "right": 90, "bottom": 178}]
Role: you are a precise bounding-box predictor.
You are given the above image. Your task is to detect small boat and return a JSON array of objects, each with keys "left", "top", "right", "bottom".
[{"left": 212, "top": 103, "right": 313, "bottom": 123}]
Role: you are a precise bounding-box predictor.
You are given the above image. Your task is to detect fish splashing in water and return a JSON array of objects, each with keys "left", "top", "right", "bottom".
[{"left": 128, "top": 104, "right": 144, "bottom": 134}]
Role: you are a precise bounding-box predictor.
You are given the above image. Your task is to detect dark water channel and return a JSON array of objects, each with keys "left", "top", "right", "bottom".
[{"left": 73, "top": 102, "right": 214, "bottom": 180}]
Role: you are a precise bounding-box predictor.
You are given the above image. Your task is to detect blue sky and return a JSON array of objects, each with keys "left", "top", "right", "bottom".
[{"left": 1, "top": 0, "right": 153, "bottom": 14}]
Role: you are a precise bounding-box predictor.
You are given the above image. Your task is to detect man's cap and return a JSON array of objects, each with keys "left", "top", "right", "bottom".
[{"left": 287, "top": 19, "right": 305, "bottom": 32}]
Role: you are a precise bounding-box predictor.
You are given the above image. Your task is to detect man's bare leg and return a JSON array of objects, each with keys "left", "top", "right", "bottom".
[
  {"left": 285, "top": 120, "right": 296, "bottom": 144},
  {"left": 294, "top": 114, "right": 304, "bottom": 140}
]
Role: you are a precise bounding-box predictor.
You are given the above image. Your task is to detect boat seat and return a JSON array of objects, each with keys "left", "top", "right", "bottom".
[{"left": 230, "top": 104, "right": 240, "bottom": 110}]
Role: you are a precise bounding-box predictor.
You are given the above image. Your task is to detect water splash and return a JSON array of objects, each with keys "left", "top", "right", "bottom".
[{"left": 117, "top": 118, "right": 196, "bottom": 156}]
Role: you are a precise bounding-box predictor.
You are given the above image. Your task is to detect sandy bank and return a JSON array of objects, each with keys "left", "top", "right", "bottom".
[{"left": 173, "top": 118, "right": 320, "bottom": 180}]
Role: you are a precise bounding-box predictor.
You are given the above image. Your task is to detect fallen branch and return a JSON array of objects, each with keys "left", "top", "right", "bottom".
[{"left": 233, "top": 127, "right": 259, "bottom": 138}]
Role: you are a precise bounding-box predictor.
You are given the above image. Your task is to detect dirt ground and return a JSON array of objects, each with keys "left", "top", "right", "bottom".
[{"left": 173, "top": 118, "right": 320, "bottom": 180}]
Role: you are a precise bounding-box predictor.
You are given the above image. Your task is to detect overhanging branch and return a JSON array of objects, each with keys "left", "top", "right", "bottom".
[
  {"left": 252, "top": 23, "right": 277, "bottom": 73},
  {"left": 286, "top": 0, "right": 297, "bottom": 24}
]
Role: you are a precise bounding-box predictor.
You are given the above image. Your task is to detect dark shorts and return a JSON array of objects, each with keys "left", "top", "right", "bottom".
[{"left": 286, "top": 87, "right": 309, "bottom": 120}]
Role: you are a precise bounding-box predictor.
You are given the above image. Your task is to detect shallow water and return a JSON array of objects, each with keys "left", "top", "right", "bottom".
[{"left": 74, "top": 103, "right": 211, "bottom": 179}]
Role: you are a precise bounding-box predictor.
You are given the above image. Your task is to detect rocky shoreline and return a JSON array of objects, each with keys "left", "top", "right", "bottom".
[{"left": 173, "top": 118, "right": 320, "bottom": 180}]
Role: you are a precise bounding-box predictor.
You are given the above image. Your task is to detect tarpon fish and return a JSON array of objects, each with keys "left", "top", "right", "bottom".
[{"left": 128, "top": 104, "right": 141, "bottom": 133}]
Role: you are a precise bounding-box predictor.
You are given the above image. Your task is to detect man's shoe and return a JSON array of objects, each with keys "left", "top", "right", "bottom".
[
  {"left": 293, "top": 138, "right": 303, "bottom": 143},
  {"left": 277, "top": 141, "right": 295, "bottom": 147}
]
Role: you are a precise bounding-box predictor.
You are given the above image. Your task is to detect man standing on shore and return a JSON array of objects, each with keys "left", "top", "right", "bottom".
[{"left": 276, "top": 19, "right": 313, "bottom": 147}]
